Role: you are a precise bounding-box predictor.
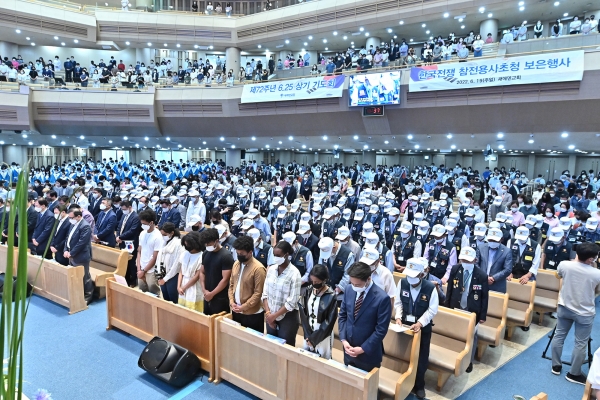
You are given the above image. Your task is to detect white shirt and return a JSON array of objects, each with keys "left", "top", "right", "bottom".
[
  {"left": 139, "top": 229, "right": 163, "bottom": 272},
  {"left": 371, "top": 264, "right": 396, "bottom": 298},
  {"left": 394, "top": 279, "right": 439, "bottom": 328},
  {"left": 66, "top": 219, "right": 82, "bottom": 249}
]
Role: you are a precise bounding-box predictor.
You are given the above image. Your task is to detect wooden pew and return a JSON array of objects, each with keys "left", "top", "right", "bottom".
[
  {"left": 428, "top": 307, "right": 476, "bottom": 391},
  {"left": 531, "top": 393, "right": 548, "bottom": 400},
  {"left": 214, "top": 314, "right": 379, "bottom": 400},
  {"left": 90, "top": 244, "right": 129, "bottom": 298},
  {"left": 105, "top": 278, "right": 219, "bottom": 380},
  {"left": 476, "top": 291, "right": 508, "bottom": 360},
  {"left": 533, "top": 269, "right": 561, "bottom": 324},
  {"left": 583, "top": 380, "right": 593, "bottom": 400},
  {"left": 506, "top": 279, "right": 536, "bottom": 340},
  {"left": 0, "top": 245, "right": 87, "bottom": 314},
  {"left": 329, "top": 316, "right": 420, "bottom": 399}
]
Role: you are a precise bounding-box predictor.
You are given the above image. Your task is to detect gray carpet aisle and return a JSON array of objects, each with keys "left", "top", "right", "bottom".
[{"left": 21, "top": 295, "right": 597, "bottom": 399}]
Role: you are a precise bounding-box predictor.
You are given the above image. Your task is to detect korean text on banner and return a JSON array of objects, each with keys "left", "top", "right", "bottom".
[
  {"left": 240, "top": 75, "right": 346, "bottom": 103},
  {"left": 408, "top": 50, "right": 584, "bottom": 92}
]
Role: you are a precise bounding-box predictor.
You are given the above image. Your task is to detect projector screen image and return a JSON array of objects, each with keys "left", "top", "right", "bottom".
[{"left": 348, "top": 71, "right": 400, "bottom": 107}]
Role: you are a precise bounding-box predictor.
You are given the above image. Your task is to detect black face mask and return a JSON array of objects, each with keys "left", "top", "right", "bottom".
[
  {"left": 184, "top": 246, "right": 193, "bottom": 252},
  {"left": 312, "top": 282, "right": 324, "bottom": 289},
  {"left": 237, "top": 254, "right": 249, "bottom": 263},
  {"left": 191, "top": 225, "right": 199, "bottom": 231}
]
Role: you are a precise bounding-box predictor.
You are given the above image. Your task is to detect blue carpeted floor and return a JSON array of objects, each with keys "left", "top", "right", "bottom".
[{"left": 21, "top": 294, "right": 599, "bottom": 399}]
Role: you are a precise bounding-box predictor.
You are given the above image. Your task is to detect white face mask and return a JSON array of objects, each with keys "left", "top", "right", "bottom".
[
  {"left": 69, "top": 218, "right": 77, "bottom": 225},
  {"left": 141, "top": 224, "right": 150, "bottom": 231},
  {"left": 475, "top": 235, "right": 485, "bottom": 241},
  {"left": 488, "top": 241, "right": 500, "bottom": 249},
  {"left": 351, "top": 280, "right": 369, "bottom": 293},
  {"left": 205, "top": 245, "right": 216, "bottom": 252},
  {"left": 462, "top": 263, "right": 474, "bottom": 269},
  {"left": 400, "top": 232, "right": 410, "bottom": 239},
  {"left": 99, "top": 204, "right": 107, "bottom": 211},
  {"left": 301, "top": 233, "right": 310, "bottom": 239},
  {"left": 54, "top": 214, "right": 60, "bottom": 219},
  {"left": 546, "top": 212, "right": 554, "bottom": 218},
  {"left": 406, "top": 276, "right": 420, "bottom": 285},
  {"left": 122, "top": 209, "right": 130, "bottom": 215},
  {"left": 436, "top": 238, "right": 445, "bottom": 244},
  {"left": 272, "top": 256, "right": 286, "bottom": 266},
  {"left": 511, "top": 208, "right": 518, "bottom": 213},
  {"left": 35, "top": 207, "right": 42, "bottom": 213},
  {"left": 163, "top": 236, "right": 170, "bottom": 244},
  {"left": 465, "top": 217, "right": 474, "bottom": 222}
]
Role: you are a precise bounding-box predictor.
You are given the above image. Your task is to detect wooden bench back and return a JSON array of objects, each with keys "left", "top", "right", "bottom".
[
  {"left": 488, "top": 291, "right": 509, "bottom": 320},
  {"left": 431, "top": 307, "right": 476, "bottom": 352}
]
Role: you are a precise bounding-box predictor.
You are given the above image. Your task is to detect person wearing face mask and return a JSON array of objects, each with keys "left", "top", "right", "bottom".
[
  {"left": 298, "top": 265, "right": 338, "bottom": 359},
  {"left": 551, "top": 242, "right": 600, "bottom": 385},
  {"left": 154, "top": 222, "right": 183, "bottom": 304},
  {"left": 321, "top": 207, "right": 342, "bottom": 240},
  {"left": 362, "top": 232, "right": 394, "bottom": 272},
  {"left": 136, "top": 209, "right": 164, "bottom": 296},
  {"left": 508, "top": 200, "right": 526, "bottom": 227},
  {"left": 425, "top": 201, "right": 445, "bottom": 228},
  {"left": 262, "top": 240, "right": 302, "bottom": 345},
  {"left": 248, "top": 209, "right": 271, "bottom": 244},
  {"left": 543, "top": 205, "right": 560, "bottom": 230},
  {"left": 247, "top": 228, "right": 274, "bottom": 268},
  {"left": 157, "top": 199, "right": 181, "bottom": 229},
  {"left": 318, "top": 237, "right": 356, "bottom": 303},
  {"left": 337, "top": 261, "right": 391, "bottom": 372},
  {"left": 506, "top": 225, "right": 541, "bottom": 291},
  {"left": 88, "top": 188, "right": 103, "bottom": 218},
  {"left": 519, "top": 196, "right": 537, "bottom": 219},
  {"left": 402, "top": 195, "right": 423, "bottom": 223},
  {"left": 523, "top": 215, "right": 541, "bottom": 243},
  {"left": 297, "top": 222, "right": 319, "bottom": 262},
  {"left": 177, "top": 231, "right": 204, "bottom": 312},
  {"left": 540, "top": 227, "right": 573, "bottom": 272},
  {"left": 580, "top": 218, "right": 600, "bottom": 244},
  {"left": 31, "top": 198, "right": 55, "bottom": 259},
  {"left": 360, "top": 248, "right": 396, "bottom": 308},
  {"left": 282, "top": 231, "right": 314, "bottom": 289},
  {"left": 394, "top": 257, "right": 438, "bottom": 399},
  {"left": 444, "top": 247, "right": 489, "bottom": 373},
  {"left": 476, "top": 228, "right": 513, "bottom": 293},
  {"left": 185, "top": 189, "right": 206, "bottom": 228},
  {"left": 349, "top": 209, "right": 365, "bottom": 242},
  {"left": 49, "top": 205, "right": 71, "bottom": 266},
  {"left": 392, "top": 221, "right": 423, "bottom": 273},
  {"left": 63, "top": 207, "right": 95, "bottom": 304},
  {"left": 116, "top": 200, "right": 141, "bottom": 286},
  {"left": 198, "top": 228, "right": 234, "bottom": 315},
  {"left": 92, "top": 198, "right": 117, "bottom": 247},
  {"left": 424, "top": 224, "right": 457, "bottom": 284}
]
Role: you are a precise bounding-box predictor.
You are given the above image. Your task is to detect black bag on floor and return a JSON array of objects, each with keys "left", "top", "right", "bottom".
[{"left": 0, "top": 273, "right": 33, "bottom": 301}]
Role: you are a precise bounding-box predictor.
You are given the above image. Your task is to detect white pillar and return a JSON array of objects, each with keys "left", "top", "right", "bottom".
[
  {"left": 366, "top": 37, "right": 382, "bottom": 52},
  {"left": 480, "top": 19, "right": 499, "bottom": 42},
  {"left": 362, "top": 150, "right": 376, "bottom": 167},
  {"left": 226, "top": 149, "right": 242, "bottom": 168},
  {"left": 135, "top": 48, "right": 153, "bottom": 65},
  {"left": 0, "top": 42, "right": 18, "bottom": 59},
  {"left": 225, "top": 47, "right": 241, "bottom": 76}
]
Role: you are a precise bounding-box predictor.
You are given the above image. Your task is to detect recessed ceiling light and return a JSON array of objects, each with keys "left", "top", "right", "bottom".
[
  {"left": 220, "top": 137, "right": 225, "bottom": 141},
  {"left": 421, "top": 23, "right": 426, "bottom": 28},
  {"left": 498, "top": 144, "right": 505, "bottom": 149},
  {"left": 74, "top": 39, "right": 78, "bottom": 43},
  {"left": 61, "top": 42, "right": 65, "bottom": 46},
  {"left": 304, "top": 42, "right": 308, "bottom": 46},
  {"left": 407, "top": 134, "right": 413, "bottom": 139},
  {"left": 28, "top": 142, "right": 33, "bottom": 145},
  {"left": 202, "top": 141, "right": 206, "bottom": 144},
  {"left": 51, "top": 135, "right": 56, "bottom": 139},
  {"left": 31, "top": 42, "right": 35, "bottom": 46},
  {"left": 343, "top": 35, "right": 348, "bottom": 40},
  {"left": 447, "top": 134, "right": 452, "bottom": 139},
  {"left": 126, "top": 41, "right": 130, "bottom": 45},
  {"left": 384, "top": 140, "right": 389, "bottom": 144},
  {"left": 333, "top": 31, "right": 338, "bottom": 35},
  {"left": 144, "top": 136, "right": 149, "bottom": 141},
  {"left": 26, "top": 37, "right": 30, "bottom": 40},
  {"left": 443, "top": 12, "right": 449, "bottom": 18},
  {"left": 429, "top": 36, "right": 434, "bottom": 40},
  {"left": 164, "top": 43, "right": 168, "bottom": 47},
  {"left": 209, "top": 46, "right": 213, "bottom": 49},
  {"left": 568, "top": 145, "right": 575, "bottom": 150},
  {"left": 147, "top": 42, "right": 152, "bottom": 46},
  {"left": 519, "top": 6, "right": 525, "bottom": 11},
  {"left": 322, "top": 135, "right": 328, "bottom": 140},
  {"left": 528, "top": 139, "right": 534, "bottom": 144},
  {"left": 178, "top": 144, "right": 182, "bottom": 148},
  {"left": 308, "top": 35, "right": 313, "bottom": 39},
  {"left": 394, "top": 35, "right": 397, "bottom": 39},
  {"left": 251, "top": 136, "right": 256, "bottom": 141},
  {"left": 399, "top": 20, "right": 404, "bottom": 25},
  {"left": 387, "top": 28, "right": 392, "bottom": 33},
  {"left": 451, "top": 145, "right": 456, "bottom": 149},
  {"left": 363, "top": 145, "right": 368, "bottom": 149},
  {"left": 301, "top": 145, "right": 306, "bottom": 149},
  {"left": 266, "top": 145, "right": 270, "bottom": 148},
  {"left": 322, "top": 39, "right": 327, "bottom": 43},
  {"left": 176, "top": 44, "right": 180, "bottom": 48},
  {"left": 353, "top": 135, "right": 359, "bottom": 140},
  {"left": 561, "top": 132, "right": 569, "bottom": 137},
  {"left": 194, "top": 45, "right": 198, "bottom": 49},
  {"left": 518, "top": 1, "right": 524, "bottom": 5},
  {"left": 426, "top": 30, "right": 430, "bottom": 34},
  {"left": 461, "top": 25, "right": 465, "bottom": 29},
  {"left": 563, "top": 12, "right": 568, "bottom": 16},
  {"left": 497, "top": 133, "right": 504, "bottom": 138},
  {"left": 109, "top": 140, "right": 113, "bottom": 143},
  {"left": 15, "top": 29, "right": 21, "bottom": 33},
  {"left": 459, "top": 18, "right": 464, "bottom": 22},
  {"left": 92, "top": 143, "right": 96, "bottom": 147},
  {"left": 554, "top": 1, "right": 559, "bottom": 5},
  {"left": 54, "top": 36, "right": 59, "bottom": 40},
  {"left": 61, "top": 141, "right": 66, "bottom": 145},
  {"left": 231, "top": 145, "right": 236, "bottom": 149},
  {"left": 123, "top": 136, "right": 128, "bottom": 140},
  {"left": 409, "top": 38, "right": 413, "bottom": 42},
  {"left": 414, "top": 145, "right": 420, "bottom": 149},
  {"left": 285, "top": 39, "right": 289, "bottom": 44},
  {"left": 359, "top": 27, "right": 364, "bottom": 32},
  {"left": 479, "top": 6, "right": 485, "bottom": 12},
  {"left": 488, "top": 13, "right": 493, "bottom": 17},
  {"left": 278, "top": 141, "right": 282, "bottom": 144},
  {"left": 79, "top": 135, "right": 84, "bottom": 139},
  {"left": 365, "top": 32, "right": 369, "bottom": 37}
]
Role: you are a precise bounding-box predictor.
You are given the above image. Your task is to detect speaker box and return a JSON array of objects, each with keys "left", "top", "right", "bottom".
[
  {"left": 138, "top": 336, "right": 201, "bottom": 387},
  {"left": 0, "top": 273, "right": 33, "bottom": 301}
]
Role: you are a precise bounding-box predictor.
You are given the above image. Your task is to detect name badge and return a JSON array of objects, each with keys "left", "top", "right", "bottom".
[
  {"left": 398, "top": 256, "right": 404, "bottom": 261},
  {"left": 547, "top": 246, "right": 553, "bottom": 250},
  {"left": 406, "top": 315, "right": 416, "bottom": 323},
  {"left": 549, "top": 260, "right": 556, "bottom": 266},
  {"left": 402, "top": 290, "right": 409, "bottom": 297},
  {"left": 569, "top": 238, "right": 575, "bottom": 242},
  {"left": 524, "top": 255, "right": 533, "bottom": 261},
  {"left": 472, "top": 284, "right": 482, "bottom": 290},
  {"left": 430, "top": 262, "right": 437, "bottom": 268}
]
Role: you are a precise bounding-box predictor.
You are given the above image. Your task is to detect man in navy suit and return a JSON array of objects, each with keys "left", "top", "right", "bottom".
[
  {"left": 50, "top": 205, "right": 72, "bottom": 266},
  {"left": 338, "top": 261, "right": 392, "bottom": 372},
  {"left": 158, "top": 199, "right": 181, "bottom": 229},
  {"left": 31, "top": 198, "right": 56, "bottom": 259},
  {"left": 476, "top": 227, "right": 513, "bottom": 293},
  {"left": 46, "top": 190, "right": 59, "bottom": 213},
  {"left": 281, "top": 179, "right": 297, "bottom": 205},
  {"left": 93, "top": 197, "right": 117, "bottom": 247},
  {"left": 64, "top": 207, "right": 95, "bottom": 304},
  {"left": 88, "top": 188, "right": 103, "bottom": 219},
  {"left": 116, "top": 200, "right": 141, "bottom": 285}
]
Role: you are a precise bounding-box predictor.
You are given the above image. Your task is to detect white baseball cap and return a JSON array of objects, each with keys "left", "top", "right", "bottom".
[
  {"left": 297, "top": 222, "right": 311, "bottom": 234},
  {"left": 300, "top": 212, "right": 311, "bottom": 222},
  {"left": 430, "top": 224, "right": 446, "bottom": 238},
  {"left": 354, "top": 209, "right": 365, "bottom": 221},
  {"left": 404, "top": 257, "right": 426, "bottom": 278},
  {"left": 247, "top": 228, "right": 261, "bottom": 241},
  {"left": 586, "top": 218, "right": 599, "bottom": 230},
  {"left": 459, "top": 247, "right": 477, "bottom": 262},
  {"left": 359, "top": 248, "right": 380, "bottom": 265},
  {"left": 495, "top": 213, "right": 507, "bottom": 223},
  {"left": 486, "top": 228, "right": 503, "bottom": 242},
  {"left": 399, "top": 221, "right": 412, "bottom": 234},
  {"left": 465, "top": 208, "right": 476, "bottom": 217},
  {"left": 421, "top": 193, "right": 430, "bottom": 201},
  {"left": 272, "top": 197, "right": 282, "bottom": 206},
  {"left": 241, "top": 219, "right": 254, "bottom": 230},
  {"left": 247, "top": 209, "right": 259, "bottom": 218},
  {"left": 282, "top": 231, "right": 296, "bottom": 245},
  {"left": 231, "top": 210, "right": 244, "bottom": 221},
  {"left": 559, "top": 217, "right": 572, "bottom": 231},
  {"left": 215, "top": 224, "right": 227, "bottom": 238},
  {"left": 548, "top": 227, "right": 565, "bottom": 243},
  {"left": 417, "top": 221, "right": 430, "bottom": 235},
  {"left": 389, "top": 207, "right": 400, "bottom": 216},
  {"left": 514, "top": 226, "right": 530, "bottom": 241},
  {"left": 431, "top": 201, "right": 440, "bottom": 211},
  {"left": 364, "top": 232, "right": 380, "bottom": 247},
  {"left": 318, "top": 237, "right": 334, "bottom": 259},
  {"left": 361, "top": 222, "right": 374, "bottom": 236},
  {"left": 448, "top": 212, "right": 459, "bottom": 222},
  {"left": 335, "top": 226, "right": 351, "bottom": 240},
  {"left": 440, "top": 193, "right": 448, "bottom": 200},
  {"left": 474, "top": 223, "right": 487, "bottom": 236},
  {"left": 493, "top": 196, "right": 503, "bottom": 206},
  {"left": 186, "top": 214, "right": 202, "bottom": 227},
  {"left": 368, "top": 204, "right": 379, "bottom": 214}
]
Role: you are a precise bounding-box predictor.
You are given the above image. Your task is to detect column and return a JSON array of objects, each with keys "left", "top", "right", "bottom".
[
  {"left": 528, "top": 154, "right": 536, "bottom": 178},
  {"left": 488, "top": 157, "right": 498, "bottom": 170},
  {"left": 567, "top": 155, "right": 576, "bottom": 175},
  {"left": 480, "top": 19, "right": 499, "bottom": 42},
  {"left": 135, "top": 48, "right": 153, "bottom": 64},
  {"left": 362, "top": 150, "right": 376, "bottom": 167},
  {"left": 225, "top": 47, "right": 241, "bottom": 76},
  {"left": 225, "top": 149, "right": 242, "bottom": 168},
  {"left": 2, "top": 145, "right": 27, "bottom": 166},
  {"left": 366, "top": 37, "right": 382, "bottom": 52}
]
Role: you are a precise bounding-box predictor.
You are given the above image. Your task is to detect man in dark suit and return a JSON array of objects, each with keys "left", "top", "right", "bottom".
[
  {"left": 31, "top": 198, "right": 55, "bottom": 258},
  {"left": 445, "top": 247, "right": 489, "bottom": 373},
  {"left": 63, "top": 207, "right": 95, "bottom": 304},
  {"left": 374, "top": 169, "right": 386, "bottom": 187},
  {"left": 50, "top": 205, "right": 71, "bottom": 266},
  {"left": 46, "top": 190, "right": 59, "bottom": 212},
  {"left": 88, "top": 188, "right": 103, "bottom": 219},
  {"left": 296, "top": 222, "right": 319, "bottom": 262},
  {"left": 93, "top": 197, "right": 117, "bottom": 247},
  {"left": 116, "top": 201, "right": 141, "bottom": 286},
  {"left": 0, "top": 198, "right": 9, "bottom": 244},
  {"left": 158, "top": 199, "right": 181, "bottom": 229},
  {"left": 282, "top": 179, "right": 297, "bottom": 205},
  {"left": 476, "top": 227, "right": 513, "bottom": 293},
  {"left": 338, "top": 262, "right": 392, "bottom": 372},
  {"left": 23, "top": 195, "right": 39, "bottom": 246}
]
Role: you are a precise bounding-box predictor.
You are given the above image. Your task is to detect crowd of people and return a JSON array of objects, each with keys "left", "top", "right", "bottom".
[{"left": 1, "top": 158, "right": 599, "bottom": 398}]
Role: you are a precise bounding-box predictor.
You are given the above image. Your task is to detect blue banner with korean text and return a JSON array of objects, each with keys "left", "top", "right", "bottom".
[
  {"left": 408, "top": 50, "right": 584, "bottom": 92},
  {"left": 240, "top": 75, "right": 346, "bottom": 103}
]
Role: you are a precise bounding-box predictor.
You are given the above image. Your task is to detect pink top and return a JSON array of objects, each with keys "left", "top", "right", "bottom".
[
  {"left": 509, "top": 210, "right": 525, "bottom": 226},
  {"left": 544, "top": 217, "right": 559, "bottom": 228},
  {"left": 485, "top": 37, "right": 494, "bottom": 44}
]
